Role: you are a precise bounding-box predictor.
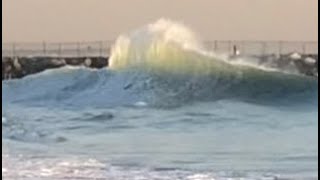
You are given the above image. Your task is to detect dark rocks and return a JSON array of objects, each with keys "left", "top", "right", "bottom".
[
  {"left": 231, "top": 53, "right": 318, "bottom": 77},
  {"left": 283, "top": 53, "right": 318, "bottom": 77},
  {"left": 1, "top": 54, "right": 317, "bottom": 80},
  {"left": 2, "top": 56, "right": 109, "bottom": 80},
  {"left": 89, "top": 57, "right": 109, "bottom": 68}
]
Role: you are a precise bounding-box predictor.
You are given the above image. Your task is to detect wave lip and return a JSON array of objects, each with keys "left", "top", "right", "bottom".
[
  {"left": 109, "top": 18, "right": 310, "bottom": 76},
  {"left": 109, "top": 19, "right": 208, "bottom": 75}
]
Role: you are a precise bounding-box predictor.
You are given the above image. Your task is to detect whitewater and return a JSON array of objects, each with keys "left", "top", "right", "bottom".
[{"left": 2, "top": 19, "right": 318, "bottom": 180}]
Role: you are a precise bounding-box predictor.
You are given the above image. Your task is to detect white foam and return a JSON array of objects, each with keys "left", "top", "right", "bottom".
[
  {"left": 134, "top": 101, "right": 148, "bottom": 107},
  {"left": 109, "top": 18, "right": 300, "bottom": 76},
  {"left": 109, "top": 18, "right": 204, "bottom": 71},
  {"left": 2, "top": 117, "right": 7, "bottom": 124}
]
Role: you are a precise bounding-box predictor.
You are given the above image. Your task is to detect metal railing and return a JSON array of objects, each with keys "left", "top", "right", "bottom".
[
  {"left": 2, "top": 41, "right": 114, "bottom": 58},
  {"left": 204, "top": 40, "right": 318, "bottom": 55},
  {"left": 2, "top": 40, "right": 318, "bottom": 58}
]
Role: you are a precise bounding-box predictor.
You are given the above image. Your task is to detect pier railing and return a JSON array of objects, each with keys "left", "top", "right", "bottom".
[
  {"left": 2, "top": 41, "right": 114, "bottom": 58},
  {"left": 204, "top": 41, "right": 318, "bottom": 56},
  {"left": 2, "top": 40, "right": 318, "bottom": 58}
]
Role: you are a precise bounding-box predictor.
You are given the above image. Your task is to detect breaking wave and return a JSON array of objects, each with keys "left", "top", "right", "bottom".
[{"left": 2, "top": 19, "right": 318, "bottom": 108}]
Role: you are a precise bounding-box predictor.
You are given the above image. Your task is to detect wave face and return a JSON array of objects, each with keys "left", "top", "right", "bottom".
[{"left": 2, "top": 65, "right": 317, "bottom": 109}]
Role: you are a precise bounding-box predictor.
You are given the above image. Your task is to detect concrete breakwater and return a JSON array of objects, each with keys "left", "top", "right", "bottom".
[
  {"left": 2, "top": 53, "right": 318, "bottom": 80},
  {"left": 2, "top": 56, "right": 108, "bottom": 80}
]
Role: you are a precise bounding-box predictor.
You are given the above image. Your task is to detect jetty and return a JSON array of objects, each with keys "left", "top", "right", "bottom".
[{"left": 2, "top": 41, "right": 318, "bottom": 80}]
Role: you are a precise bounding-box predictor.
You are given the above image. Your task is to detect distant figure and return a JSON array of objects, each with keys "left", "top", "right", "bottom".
[{"left": 233, "top": 45, "right": 240, "bottom": 56}]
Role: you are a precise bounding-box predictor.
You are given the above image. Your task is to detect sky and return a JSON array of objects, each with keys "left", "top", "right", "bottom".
[{"left": 2, "top": 0, "right": 318, "bottom": 42}]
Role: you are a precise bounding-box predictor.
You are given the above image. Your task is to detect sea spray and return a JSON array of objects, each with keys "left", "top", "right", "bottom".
[
  {"left": 109, "top": 18, "right": 300, "bottom": 76},
  {"left": 109, "top": 18, "right": 229, "bottom": 75}
]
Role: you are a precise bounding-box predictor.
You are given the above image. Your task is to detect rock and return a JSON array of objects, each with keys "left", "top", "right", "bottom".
[
  {"left": 51, "top": 58, "right": 66, "bottom": 66},
  {"left": 303, "top": 57, "right": 316, "bottom": 65},
  {"left": 2, "top": 56, "right": 109, "bottom": 80},
  {"left": 13, "top": 57, "right": 22, "bottom": 71},
  {"left": 65, "top": 57, "right": 86, "bottom": 66},
  {"left": 2, "top": 57, "right": 13, "bottom": 79},
  {"left": 89, "top": 57, "right": 109, "bottom": 68},
  {"left": 84, "top": 58, "right": 92, "bottom": 67},
  {"left": 289, "top": 52, "right": 301, "bottom": 60}
]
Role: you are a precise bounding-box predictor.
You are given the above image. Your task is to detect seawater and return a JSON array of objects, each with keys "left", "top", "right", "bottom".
[{"left": 2, "top": 19, "right": 318, "bottom": 180}]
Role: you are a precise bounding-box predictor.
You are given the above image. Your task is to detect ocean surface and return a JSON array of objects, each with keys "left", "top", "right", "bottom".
[{"left": 2, "top": 19, "right": 318, "bottom": 180}]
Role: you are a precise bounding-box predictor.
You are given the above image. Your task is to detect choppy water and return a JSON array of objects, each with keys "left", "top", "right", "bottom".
[{"left": 2, "top": 19, "right": 318, "bottom": 180}]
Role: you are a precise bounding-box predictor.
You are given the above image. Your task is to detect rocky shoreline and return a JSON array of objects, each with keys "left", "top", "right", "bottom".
[
  {"left": 234, "top": 53, "right": 318, "bottom": 77},
  {"left": 2, "top": 53, "right": 318, "bottom": 80},
  {"left": 2, "top": 56, "right": 109, "bottom": 80}
]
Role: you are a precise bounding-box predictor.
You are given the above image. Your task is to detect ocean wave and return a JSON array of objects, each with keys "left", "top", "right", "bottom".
[
  {"left": 2, "top": 65, "right": 317, "bottom": 109},
  {"left": 2, "top": 19, "right": 317, "bottom": 108}
]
